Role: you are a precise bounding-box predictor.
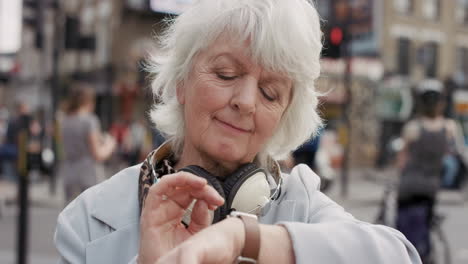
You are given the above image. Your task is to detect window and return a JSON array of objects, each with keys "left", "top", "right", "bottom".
[
  {"left": 422, "top": 0, "right": 440, "bottom": 20},
  {"left": 423, "top": 42, "right": 439, "bottom": 78},
  {"left": 457, "top": 47, "right": 468, "bottom": 75},
  {"left": 397, "top": 38, "right": 411, "bottom": 76},
  {"left": 456, "top": 0, "right": 468, "bottom": 24},
  {"left": 394, "top": 0, "right": 413, "bottom": 14}
]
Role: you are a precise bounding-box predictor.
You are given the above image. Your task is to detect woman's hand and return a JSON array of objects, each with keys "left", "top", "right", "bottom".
[
  {"left": 138, "top": 172, "right": 225, "bottom": 264},
  {"left": 155, "top": 217, "right": 245, "bottom": 264}
]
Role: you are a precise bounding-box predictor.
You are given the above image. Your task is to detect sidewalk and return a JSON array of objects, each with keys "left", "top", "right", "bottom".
[
  {"left": 0, "top": 250, "right": 58, "bottom": 264},
  {"left": 2, "top": 167, "right": 466, "bottom": 212},
  {"left": 327, "top": 168, "right": 468, "bottom": 207},
  {"left": 0, "top": 179, "right": 64, "bottom": 214},
  {"left": 0, "top": 161, "right": 122, "bottom": 212}
]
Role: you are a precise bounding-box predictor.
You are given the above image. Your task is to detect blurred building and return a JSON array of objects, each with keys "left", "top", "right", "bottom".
[
  {"left": 57, "top": 0, "right": 191, "bottom": 127},
  {"left": 382, "top": 0, "right": 468, "bottom": 85},
  {"left": 316, "top": 0, "right": 383, "bottom": 167},
  {"left": 380, "top": 0, "right": 468, "bottom": 157},
  {"left": 1, "top": 0, "right": 116, "bottom": 124},
  {"left": 4, "top": 0, "right": 468, "bottom": 168},
  {"left": 315, "top": 0, "right": 468, "bottom": 167},
  {"left": 1, "top": 0, "right": 189, "bottom": 159},
  {"left": 317, "top": 0, "right": 468, "bottom": 85}
]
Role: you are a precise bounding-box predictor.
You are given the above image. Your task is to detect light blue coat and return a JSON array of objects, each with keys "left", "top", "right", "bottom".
[{"left": 54, "top": 164, "right": 421, "bottom": 264}]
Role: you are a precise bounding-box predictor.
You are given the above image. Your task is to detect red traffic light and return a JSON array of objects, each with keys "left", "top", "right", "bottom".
[{"left": 330, "top": 27, "right": 343, "bottom": 46}]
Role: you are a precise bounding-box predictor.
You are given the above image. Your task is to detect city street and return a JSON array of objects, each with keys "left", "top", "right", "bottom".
[
  {"left": 1, "top": 0, "right": 468, "bottom": 263},
  {"left": 0, "top": 172, "right": 467, "bottom": 264}
]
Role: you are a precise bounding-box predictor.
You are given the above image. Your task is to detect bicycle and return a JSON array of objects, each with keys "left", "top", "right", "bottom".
[{"left": 375, "top": 177, "right": 452, "bottom": 264}]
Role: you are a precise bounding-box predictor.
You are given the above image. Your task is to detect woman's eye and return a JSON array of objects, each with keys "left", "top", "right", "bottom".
[
  {"left": 260, "top": 87, "right": 277, "bottom": 102},
  {"left": 216, "top": 73, "right": 237, "bottom": 81}
]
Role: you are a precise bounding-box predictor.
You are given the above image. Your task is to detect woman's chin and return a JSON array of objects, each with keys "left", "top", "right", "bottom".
[{"left": 208, "top": 144, "right": 250, "bottom": 165}]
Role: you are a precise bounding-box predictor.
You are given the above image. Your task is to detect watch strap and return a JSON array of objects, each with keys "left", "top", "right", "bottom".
[{"left": 236, "top": 214, "right": 260, "bottom": 264}]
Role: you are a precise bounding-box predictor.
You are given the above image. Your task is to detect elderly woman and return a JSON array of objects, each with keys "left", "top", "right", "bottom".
[{"left": 54, "top": 0, "right": 421, "bottom": 263}]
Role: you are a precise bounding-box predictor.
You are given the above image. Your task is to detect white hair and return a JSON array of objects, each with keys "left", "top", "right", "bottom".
[{"left": 147, "top": 0, "right": 323, "bottom": 162}]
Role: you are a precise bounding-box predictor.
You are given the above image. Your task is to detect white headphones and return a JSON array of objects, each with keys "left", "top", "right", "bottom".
[{"left": 179, "top": 163, "right": 282, "bottom": 225}]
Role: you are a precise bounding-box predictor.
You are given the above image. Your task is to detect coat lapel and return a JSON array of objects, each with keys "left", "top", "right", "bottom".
[
  {"left": 86, "top": 222, "right": 140, "bottom": 263},
  {"left": 86, "top": 165, "right": 142, "bottom": 262},
  {"left": 90, "top": 165, "right": 141, "bottom": 230}
]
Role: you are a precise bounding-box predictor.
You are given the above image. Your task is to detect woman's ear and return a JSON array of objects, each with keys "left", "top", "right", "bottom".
[{"left": 176, "top": 81, "right": 186, "bottom": 105}]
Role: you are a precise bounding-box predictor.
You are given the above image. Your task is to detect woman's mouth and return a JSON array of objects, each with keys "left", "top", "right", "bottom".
[{"left": 215, "top": 118, "right": 251, "bottom": 133}]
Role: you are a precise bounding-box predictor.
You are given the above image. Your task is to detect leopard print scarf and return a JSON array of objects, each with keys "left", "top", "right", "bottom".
[{"left": 138, "top": 150, "right": 176, "bottom": 213}]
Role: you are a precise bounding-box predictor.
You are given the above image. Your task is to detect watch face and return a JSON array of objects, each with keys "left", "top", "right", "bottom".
[{"left": 229, "top": 211, "right": 258, "bottom": 220}]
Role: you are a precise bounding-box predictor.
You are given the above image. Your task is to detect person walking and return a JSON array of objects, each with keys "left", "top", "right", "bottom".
[
  {"left": 0, "top": 101, "right": 31, "bottom": 182},
  {"left": 396, "top": 79, "right": 464, "bottom": 263},
  {"left": 60, "top": 83, "right": 116, "bottom": 204}
]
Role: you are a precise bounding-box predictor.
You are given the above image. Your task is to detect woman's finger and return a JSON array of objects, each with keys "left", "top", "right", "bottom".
[
  {"left": 154, "top": 171, "right": 208, "bottom": 195},
  {"left": 147, "top": 185, "right": 224, "bottom": 226},
  {"left": 166, "top": 184, "right": 224, "bottom": 204},
  {"left": 187, "top": 200, "right": 212, "bottom": 233},
  {"left": 142, "top": 172, "right": 224, "bottom": 228},
  {"left": 154, "top": 181, "right": 224, "bottom": 211},
  {"left": 145, "top": 172, "right": 207, "bottom": 210}
]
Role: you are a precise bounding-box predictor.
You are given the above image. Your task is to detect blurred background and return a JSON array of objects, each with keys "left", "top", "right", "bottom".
[{"left": 0, "top": 0, "right": 467, "bottom": 263}]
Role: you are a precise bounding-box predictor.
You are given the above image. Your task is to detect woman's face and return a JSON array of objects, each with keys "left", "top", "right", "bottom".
[{"left": 177, "top": 36, "right": 292, "bottom": 170}]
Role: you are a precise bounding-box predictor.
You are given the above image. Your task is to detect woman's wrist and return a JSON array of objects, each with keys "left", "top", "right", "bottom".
[{"left": 257, "top": 224, "right": 295, "bottom": 264}]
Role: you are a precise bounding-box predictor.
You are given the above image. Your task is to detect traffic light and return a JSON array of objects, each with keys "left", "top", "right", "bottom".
[{"left": 323, "top": 26, "right": 345, "bottom": 59}]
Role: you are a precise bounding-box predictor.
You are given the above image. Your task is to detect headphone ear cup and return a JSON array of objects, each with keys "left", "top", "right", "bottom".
[
  {"left": 223, "top": 163, "right": 264, "bottom": 210},
  {"left": 179, "top": 165, "right": 228, "bottom": 223}
]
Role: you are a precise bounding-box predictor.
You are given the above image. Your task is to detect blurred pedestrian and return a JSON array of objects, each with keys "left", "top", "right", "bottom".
[
  {"left": 0, "top": 104, "right": 8, "bottom": 144},
  {"left": 281, "top": 128, "right": 335, "bottom": 192},
  {"left": 60, "top": 83, "right": 116, "bottom": 204},
  {"left": 0, "top": 105, "right": 9, "bottom": 175},
  {"left": 109, "top": 117, "right": 129, "bottom": 148},
  {"left": 122, "top": 117, "right": 148, "bottom": 166},
  {"left": 26, "top": 116, "right": 44, "bottom": 178},
  {"left": 291, "top": 132, "right": 321, "bottom": 170},
  {"left": 396, "top": 79, "right": 464, "bottom": 263},
  {"left": 0, "top": 101, "right": 31, "bottom": 182},
  {"left": 442, "top": 76, "right": 457, "bottom": 119}
]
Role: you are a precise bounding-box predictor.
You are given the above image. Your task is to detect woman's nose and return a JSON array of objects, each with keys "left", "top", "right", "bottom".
[{"left": 231, "top": 78, "right": 257, "bottom": 115}]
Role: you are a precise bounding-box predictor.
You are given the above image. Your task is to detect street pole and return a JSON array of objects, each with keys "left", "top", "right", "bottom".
[
  {"left": 49, "top": 1, "right": 61, "bottom": 195},
  {"left": 17, "top": 0, "right": 45, "bottom": 262},
  {"left": 340, "top": 49, "right": 352, "bottom": 198},
  {"left": 338, "top": 1, "right": 352, "bottom": 198},
  {"left": 16, "top": 130, "right": 29, "bottom": 264}
]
